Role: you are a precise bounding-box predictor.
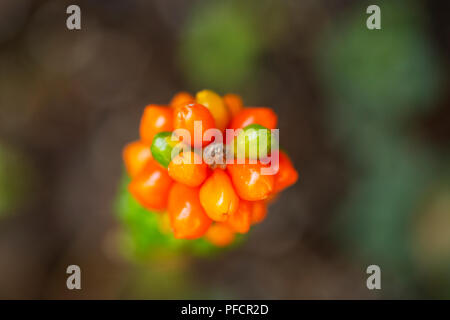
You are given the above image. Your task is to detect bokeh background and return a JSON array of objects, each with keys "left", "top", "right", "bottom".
[{"left": 0, "top": 0, "right": 449, "bottom": 299}]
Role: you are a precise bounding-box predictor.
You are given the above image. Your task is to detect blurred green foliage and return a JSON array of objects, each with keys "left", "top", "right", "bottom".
[
  {"left": 335, "top": 140, "right": 435, "bottom": 277},
  {"left": 178, "top": 1, "right": 262, "bottom": 92},
  {"left": 319, "top": 1, "right": 442, "bottom": 128},
  {"left": 412, "top": 178, "right": 450, "bottom": 298},
  {"left": 0, "top": 143, "right": 35, "bottom": 219},
  {"left": 318, "top": 0, "right": 445, "bottom": 297}
]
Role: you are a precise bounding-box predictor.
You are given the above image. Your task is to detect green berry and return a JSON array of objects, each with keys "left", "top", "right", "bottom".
[
  {"left": 151, "top": 132, "right": 179, "bottom": 168},
  {"left": 234, "top": 124, "right": 271, "bottom": 159}
]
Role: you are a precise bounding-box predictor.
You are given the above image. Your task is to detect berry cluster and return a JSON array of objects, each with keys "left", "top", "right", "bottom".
[{"left": 122, "top": 90, "right": 298, "bottom": 246}]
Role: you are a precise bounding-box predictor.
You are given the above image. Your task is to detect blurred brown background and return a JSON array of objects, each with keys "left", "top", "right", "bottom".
[{"left": 0, "top": 0, "right": 449, "bottom": 299}]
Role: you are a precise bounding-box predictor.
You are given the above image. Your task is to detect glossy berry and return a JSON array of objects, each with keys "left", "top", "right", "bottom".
[
  {"left": 173, "top": 103, "right": 216, "bottom": 147},
  {"left": 229, "top": 107, "right": 277, "bottom": 130},
  {"left": 196, "top": 90, "right": 230, "bottom": 131},
  {"left": 234, "top": 124, "right": 272, "bottom": 160},
  {"left": 168, "top": 151, "right": 208, "bottom": 187},
  {"left": 205, "top": 223, "right": 235, "bottom": 247},
  {"left": 150, "top": 131, "right": 179, "bottom": 168},
  {"left": 223, "top": 93, "right": 243, "bottom": 118},
  {"left": 140, "top": 105, "right": 173, "bottom": 145},
  {"left": 227, "top": 162, "right": 275, "bottom": 201},
  {"left": 128, "top": 159, "right": 173, "bottom": 211},
  {"left": 274, "top": 150, "right": 299, "bottom": 193},
  {"left": 168, "top": 182, "right": 212, "bottom": 239},
  {"left": 227, "top": 200, "right": 252, "bottom": 234},
  {"left": 122, "top": 140, "right": 152, "bottom": 178},
  {"left": 199, "top": 169, "right": 239, "bottom": 222},
  {"left": 251, "top": 201, "right": 267, "bottom": 224},
  {"left": 170, "top": 91, "right": 195, "bottom": 109}
]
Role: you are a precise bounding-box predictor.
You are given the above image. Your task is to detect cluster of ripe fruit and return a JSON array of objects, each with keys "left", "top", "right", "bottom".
[{"left": 122, "top": 90, "right": 298, "bottom": 246}]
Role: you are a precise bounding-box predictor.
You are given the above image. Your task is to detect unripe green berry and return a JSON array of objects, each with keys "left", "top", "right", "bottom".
[
  {"left": 234, "top": 124, "right": 271, "bottom": 159},
  {"left": 151, "top": 132, "right": 179, "bottom": 168}
]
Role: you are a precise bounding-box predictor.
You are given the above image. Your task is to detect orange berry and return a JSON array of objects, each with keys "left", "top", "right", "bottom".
[
  {"left": 196, "top": 90, "right": 230, "bottom": 131},
  {"left": 173, "top": 103, "right": 216, "bottom": 147},
  {"left": 170, "top": 91, "right": 195, "bottom": 109},
  {"left": 251, "top": 201, "right": 267, "bottom": 224},
  {"left": 205, "top": 223, "right": 235, "bottom": 247},
  {"left": 229, "top": 107, "right": 278, "bottom": 130},
  {"left": 139, "top": 105, "right": 173, "bottom": 145},
  {"left": 223, "top": 93, "right": 243, "bottom": 118},
  {"left": 199, "top": 169, "right": 239, "bottom": 222},
  {"left": 128, "top": 159, "right": 173, "bottom": 211},
  {"left": 274, "top": 150, "right": 298, "bottom": 192},
  {"left": 227, "top": 162, "right": 275, "bottom": 201},
  {"left": 168, "top": 182, "right": 212, "bottom": 239},
  {"left": 122, "top": 140, "right": 152, "bottom": 178},
  {"left": 227, "top": 200, "right": 252, "bottom": 233},
  {"left": 168, "top": 151, "right": 208, "bottom": 187}
]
